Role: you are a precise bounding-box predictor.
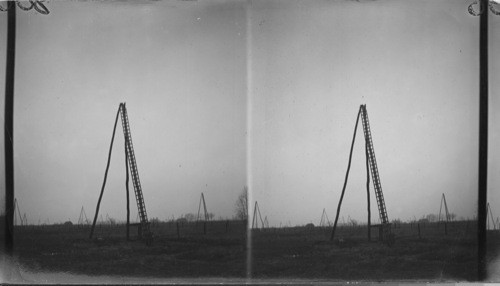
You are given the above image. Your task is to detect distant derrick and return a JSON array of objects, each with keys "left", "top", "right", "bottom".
[
  {"left": 438, "top": 194, "right": 450, "bottom": 223},
  {"left": 319, "top": 208, "right": 331, "bottom": 227},
  {"left": 252, "top": 201, "right": 265, "bottom": 229},
  {"left": 197, "top": 193, "right": 209, "bottom": 222},
  {"left": 78, "top": 206, "right": 90, "bottom": 225}
]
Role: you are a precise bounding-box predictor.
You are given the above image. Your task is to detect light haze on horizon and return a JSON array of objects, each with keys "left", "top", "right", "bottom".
[{"left": 0, "top": 0, "right": 498, "bottom": 227}]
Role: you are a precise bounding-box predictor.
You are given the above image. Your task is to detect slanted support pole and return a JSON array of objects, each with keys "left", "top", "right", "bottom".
[
  {"left": 125, "top": 141, "right": 130, "bottom": 240},
  {"left": 89, "top": 105, "right": 121, "bottom": 239},
  {"left": 330, "top": 108, "right": 361, "bottom": 241},
  {"left": 365, "top": 132, "right": 371, "bottom": 241}
]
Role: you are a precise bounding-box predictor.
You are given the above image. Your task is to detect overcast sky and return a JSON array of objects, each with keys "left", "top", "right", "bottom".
[
  {"left": 0, "top": 0, "right": 497, "bottom": 227},
  {"left": 249, "top": 0, "right": 481, "bottom": 226},
  {"left": 0, "top": 0, "right": 248, "bottom": 224}
]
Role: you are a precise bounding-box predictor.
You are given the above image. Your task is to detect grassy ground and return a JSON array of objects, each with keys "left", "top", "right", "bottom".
[
  {"left": 13, "top": 221, "right": 247, "bottom": 278},
  {"left": 250, "top": 222, "right": 477, "bottom": 281},
  {"left": 10, "top": 220, "right": 481, "bottom": 281}
]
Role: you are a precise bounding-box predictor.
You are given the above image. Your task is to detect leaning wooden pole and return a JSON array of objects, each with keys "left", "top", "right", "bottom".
[
  {"left": 439, "top": 194, "right": 444, "bottom": 222},
  {"left": 487, "top": 202, "right": 495, "bottom": 230},
  {"left": 252, "top": 201, "right": 258, "bottom": 229},
  {"left": 330, "top": 108, "right": 361, "bottom": 241},
  {"left": 256, "top": 202, "right": 265, "bottom": 228},
  {"left": 125, "top": 139, "right": 130, "bottom": 240},
  {"left": 89, "top": 106, "right": 121, "bottom": 239},
  {"left": 197, "top": 193, "right": 207, "bottom": 222},
  {"left": 202, "top": 193, "right": 209, "bottom": 220},
  {"left": 443, "top": 194, "right": 450, "bottom": 222},
  {"left": 365, "top": 134, "right": 371, "bottom": 241}
]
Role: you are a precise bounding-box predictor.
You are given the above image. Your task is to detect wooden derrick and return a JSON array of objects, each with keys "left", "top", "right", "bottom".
[
  {"left": 197, "top": 193, "right": 209, "bottom": 221},
  {"left": 438, "top": 194, "right": 451, "bottom": 222},
  {"left": 252, "top": 201, "right": 265, "bottom": 229},
  {"left": 330, "top": 105, "right": 393, "bottom": 245},
  {"left": 89, "top": 103, "right": 152, "bottom": 244},
  {"left": 320, "top": 208, "right": 331, "bottom": 227}
]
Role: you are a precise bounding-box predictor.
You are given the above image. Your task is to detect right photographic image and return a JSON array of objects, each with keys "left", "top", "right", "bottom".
[{"left": 246, "top": 0, "right": 497, "bottom": 281}]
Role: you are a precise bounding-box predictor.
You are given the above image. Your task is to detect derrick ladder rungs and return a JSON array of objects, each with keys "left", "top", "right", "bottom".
[
  {"left": 120, "top": 104, "right": 151, "bottom": 237},
  {"left": 360, "top": 105, "right": 389, "bottom": 225}
]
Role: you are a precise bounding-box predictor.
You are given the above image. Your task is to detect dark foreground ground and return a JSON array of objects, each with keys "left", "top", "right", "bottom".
[
  {"left": 8, "top": 220, "right": 491, "bottom": 281},
  {"left": 251, "top": 222, "right": 479, "bottom": 281}
]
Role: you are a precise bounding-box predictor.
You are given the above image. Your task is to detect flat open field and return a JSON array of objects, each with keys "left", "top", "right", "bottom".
[
  {"left": 12, "top": 220, "right": 248, "bottom": 278},
  {"left": 251, "top": 221, "right": 479, "bottom": 281},
  {"left": 9, "top": 220, "right": 490, "bottom": 281}
]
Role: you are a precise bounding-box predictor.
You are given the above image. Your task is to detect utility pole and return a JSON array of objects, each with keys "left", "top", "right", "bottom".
[
  {"left": 478, "top": 0, "right": 488, "bottom": 280},
  {"left": 468, "top": 0, "right": 494, "bottom": 280},
  {"left": 477, "top": 0, "right": 487, "bottom": 277},
  {"left": 2, "top": 0, "right": 50, "bottom": 256},
  {"left": 4, "top": 1, "right": 16, "bottom": 256}
]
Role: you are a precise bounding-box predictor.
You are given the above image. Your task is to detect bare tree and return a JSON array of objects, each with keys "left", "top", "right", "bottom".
[
  {"left": 449, "top": 213, "right": 456, "bottom": 221},
  {"left": 425, "top": 213, "right": 437, "bottom": 222},
  {"left": 235, "top": 186, "right": 248, "bottom": 220},
  {"left": 208, "top": 213, "right": 215, "bottom": 220},
  {"left": 184, "top": 213, "right": 196, "bottom": 222}
]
